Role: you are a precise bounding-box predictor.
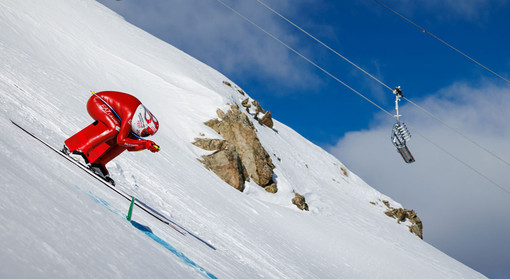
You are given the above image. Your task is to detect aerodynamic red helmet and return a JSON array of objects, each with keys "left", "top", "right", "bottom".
[{"left": 131, "top": 104, "right": 159, "bottom": 137}]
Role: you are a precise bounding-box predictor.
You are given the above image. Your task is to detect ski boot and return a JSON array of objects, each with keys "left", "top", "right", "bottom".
[
  {"left": 62, "top": 145, "right": 91, "bottom": 167},
  {"left": 90, "top": 163, "right": 115, "bottom": 186}
]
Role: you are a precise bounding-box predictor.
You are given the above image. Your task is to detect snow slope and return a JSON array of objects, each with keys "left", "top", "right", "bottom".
[{"left": 0, "top": 0, "right": 486, "bottom": 278}]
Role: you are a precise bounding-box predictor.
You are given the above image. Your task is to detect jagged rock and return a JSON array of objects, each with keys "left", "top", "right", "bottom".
[
  {"left": 198, "top": 146, "right": 247, "bottom": 192},
  {"left": 292, "top": 193, "right": 309, "bottom": 211},
  {"left": 192, "top": 138, "right": 226, "bottom": 151},
  {"left": 382, "top": 200, "right": 391, "bottom": 208},
  {"left": 204, "top": 118, "right": 220, "bottom": 129},
  {"left": 196, "top": 104, "right": 277, "bottom": 192},
  {"left": 258, "top": 111, "right": 274, "bottom": 129},
  {"left": 340, "top": 166, "right": 348, "bottom": 176},
  {"left": 222, "top": 81, "right": 245, "bottom": 95},
  {"left": 240, "top": 98, "right": 273, "bottom": 129},
  {"left": 216, "top": 108, "right": 226, "bottom": 120},
  {"left": 251, "top": 100, "right": 265, "bottom": 115},
  {"left": 205, "top": 105, "right": 275, "bottom": 186},
  {"left": 264, "top": 183, "right": 278, "bottom": 193},
  {"left": 241, "top": 98, "right": 251, "bottom": 109},
  {"left": 382, "top": 200, "right": 423, "bottom": 239},
  {"left": 407, "top": 211, "right": 423, "bottom": 239}
]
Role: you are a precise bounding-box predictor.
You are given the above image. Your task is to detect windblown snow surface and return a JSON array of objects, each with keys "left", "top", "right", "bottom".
[{"left": 0, "top": 0, "right": 486, "bottom": 278}]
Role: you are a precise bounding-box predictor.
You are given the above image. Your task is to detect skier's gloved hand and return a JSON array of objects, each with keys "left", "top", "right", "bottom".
[
  {"left": 144, "top": 140, "right": 160, "bottom": 153},
  {"left": 149, "top": 143, "right": 160, "bottom": 153}
]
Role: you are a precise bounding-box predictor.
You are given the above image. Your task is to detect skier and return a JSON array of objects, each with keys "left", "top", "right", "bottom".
[{"left": 63, "top": 91, "right": 160, "bottom": 184}]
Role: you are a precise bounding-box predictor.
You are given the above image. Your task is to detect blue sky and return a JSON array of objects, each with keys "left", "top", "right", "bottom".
[
  {"left": 97, "top": 0, "right": 510, "bottom": 277},
  {"left": 94, "top": 0, "right": 510, "bottom": 146}
]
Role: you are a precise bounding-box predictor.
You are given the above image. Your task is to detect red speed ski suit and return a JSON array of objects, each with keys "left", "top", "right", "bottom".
[{"left": 65, "top": 91, "right": 159, "bottom": 174}]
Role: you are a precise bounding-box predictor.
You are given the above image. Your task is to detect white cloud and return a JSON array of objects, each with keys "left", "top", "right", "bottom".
[
  {"left": 328, "top": 81, "right": 510, "bottom": 273},
  {"left": 97, "top": 0, "right": 322, "bottom": 92}
]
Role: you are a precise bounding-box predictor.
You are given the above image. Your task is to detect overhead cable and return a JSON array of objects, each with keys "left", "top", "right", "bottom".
[
  {"left": 255, "top": 0, "right": 393, "bottom": 91},
  {"left": 403, "top": 97, "right": 510, "bottom": 168},
  {"left": 253, "top": 0, "right": 510, "bottom": 169},
  {"left": 213, "top": 0, "right": 509, "bottom": 194},
  {"left": 373, "top": 0, "right": 510, "bottom": 86},
  {"left": 215, "top": 0, "right": 393, "bottom": 117},
  {"left": 413, "top": 128, "right": 510, "bottom": 195}
]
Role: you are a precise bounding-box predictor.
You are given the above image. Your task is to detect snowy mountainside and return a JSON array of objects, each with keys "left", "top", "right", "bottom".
[{"left": 0, "top": 0, "right": 486, "bottom": 278}]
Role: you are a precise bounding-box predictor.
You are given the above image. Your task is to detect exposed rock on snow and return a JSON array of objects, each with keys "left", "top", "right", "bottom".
[
  {"left": 251, "top": 100, "right": 265, "bottom": 115},
  {"left": 292, "top": 193, "right": 309, "bottom": 211},
  {"left": 264, "top": 182, "right": 278, "bottom": 193},
  {"left": 241, "top": 98, "right": 250, "bottom": 109},
  {"left": 194, "top": 139, "right": 247, "bottom": 191},
  {"left": 383, "top": 200, "right": 423, "bottom": 239},
  {"left": 192, "top": 138, "right": 227, "bottom": 152},
  {"left": 241, "top": 97, "right": 274, "bottom": 129},
  {"left": 194, "top": 104, "right": 276, "bottom": 191},
  {"left": 223, "top": 80, "right": 246, "bottom": 95},
  {"left": 258, "top": 110, "right": 274, "bottom": 129}
]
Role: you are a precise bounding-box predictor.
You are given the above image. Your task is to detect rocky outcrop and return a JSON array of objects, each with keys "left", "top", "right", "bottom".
[
  {"left": 382, "top": 200, "right": 423, "bottom": 239},
  {"left": 192, "top": 138, "right": 226, "bottom": 151},
  {"left": 241, "top": 98, "right": 250, "bottom": 109},
  {"left": 264, "top": 182, "right": 278, "bottom": 193},
  {"left": 259, "top": 111, "right": 273, "bottom": 129},
  {"left": 193, "top": 139, "right": 247, "bottom": 191},
  {"left": 241, "top": 98, "right": 274, "bottom": 129},
  {"left": 251, "top": 100, "right": 264, "bottom": 115},
  {"left": 292, "top": 193, "right": 309, "bottom": 211},
  {"left": 194, "top": 104, "right": 277, "bottom": 192}
]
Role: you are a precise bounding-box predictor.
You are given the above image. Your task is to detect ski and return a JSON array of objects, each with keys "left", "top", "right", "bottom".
[
  {"left": 12, "top": 120, "right": 217, "bottom": 250},
  {"left": 10, "top": 120, "right": 186, "bottom": 234}
]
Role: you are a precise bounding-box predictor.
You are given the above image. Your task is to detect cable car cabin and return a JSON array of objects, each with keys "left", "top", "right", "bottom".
[{"left": 391, "top": 122, "right": 415, "bottom": 163}]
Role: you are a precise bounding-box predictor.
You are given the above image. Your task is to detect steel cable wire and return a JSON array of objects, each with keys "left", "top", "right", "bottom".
[{"left": 213, "top": 0, "right": 509, "bottom": 194}]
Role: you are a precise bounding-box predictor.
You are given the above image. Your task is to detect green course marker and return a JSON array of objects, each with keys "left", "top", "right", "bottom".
[{"left": 127, "top": 196, "right": 135, "bottom": 221}]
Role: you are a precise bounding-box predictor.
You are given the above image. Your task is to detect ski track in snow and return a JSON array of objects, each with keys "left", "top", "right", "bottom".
[{"left": 80, "top": 185, "right": 217, "bottom": 279}]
